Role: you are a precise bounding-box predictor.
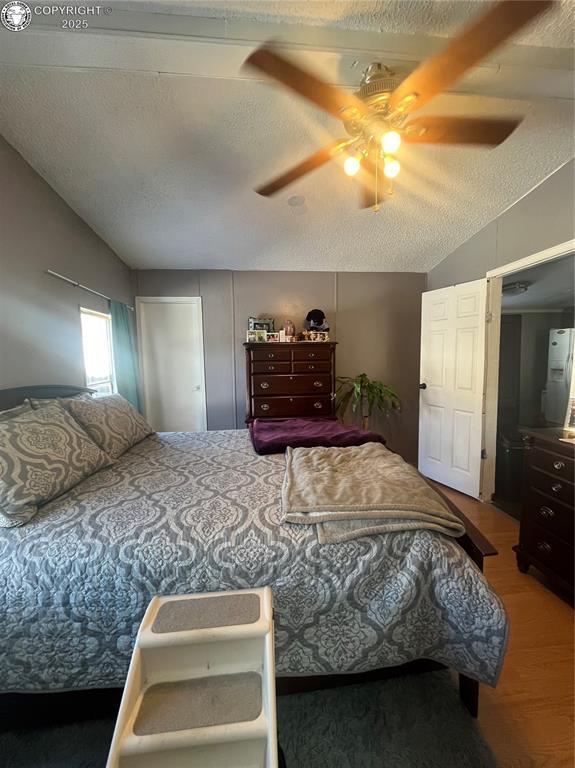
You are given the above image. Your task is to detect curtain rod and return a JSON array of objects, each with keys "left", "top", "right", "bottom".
[{"left": 46, "top": 270, "right": 134, "bottom": 311}]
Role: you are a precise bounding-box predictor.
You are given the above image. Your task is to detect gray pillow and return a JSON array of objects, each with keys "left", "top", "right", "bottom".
[
  {"left": 65, "top": 394, "right": 153, "bottom": 460},
  {"left": 0, "top": 403, "right": 112, "bottom": 528},
  {"left": 0, "top": 402, "right": 33, "bottom": 423}
]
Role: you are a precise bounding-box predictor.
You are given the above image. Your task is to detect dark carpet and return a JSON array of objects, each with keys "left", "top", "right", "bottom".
[{"left": 0, "top": 672, "right": 498, "bottom": 768}]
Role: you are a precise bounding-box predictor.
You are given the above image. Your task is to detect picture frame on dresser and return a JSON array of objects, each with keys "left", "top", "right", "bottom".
[
  {"left": 247, "top": 330, "right": 268, "bottom": 343},
  {"left": 248, "top": 317, "right": 274, "bottom": 332},
  {"left": 244, "top": 341, "right": 337, "bottom": 422}
]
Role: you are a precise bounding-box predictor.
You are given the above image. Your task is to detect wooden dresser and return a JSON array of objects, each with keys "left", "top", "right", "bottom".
[
  {"left": 514, "top": 428, "right": 574, "bottom": 598},
  {"left": 244, "top": 342, "right": 337, "bottom": 422}
]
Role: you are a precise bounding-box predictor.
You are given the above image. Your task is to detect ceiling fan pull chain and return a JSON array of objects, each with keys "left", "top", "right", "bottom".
[{"left": 374, "top": 151, "right": 380, "bottom": 212}]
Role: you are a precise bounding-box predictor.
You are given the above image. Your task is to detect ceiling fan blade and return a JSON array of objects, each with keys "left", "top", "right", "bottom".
[
  {"left": 245, "top": 45, "right": 370, "bottom": 122},
  {"left": 256, "top": 138, "right": 354, "bottom": 197},
  {"left": 403, "top": 116, "right": 522, "bottom": 145},
  {"left": 387, "top": 1, "right": 555, "bottom": 116}
]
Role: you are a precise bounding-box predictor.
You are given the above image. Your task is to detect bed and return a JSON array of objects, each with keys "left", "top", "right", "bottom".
[{"left": 0, "top": 386, "right": 507, "bottom": 716}]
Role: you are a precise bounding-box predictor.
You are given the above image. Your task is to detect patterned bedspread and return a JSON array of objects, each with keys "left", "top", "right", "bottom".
[{"left": 0, "top": 431, "right": 507, "bottom": 692}]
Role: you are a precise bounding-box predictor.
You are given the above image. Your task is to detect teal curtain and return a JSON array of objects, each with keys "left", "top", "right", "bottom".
[{"left": 110, "top": 300, "right": 142, "bottom": 412}]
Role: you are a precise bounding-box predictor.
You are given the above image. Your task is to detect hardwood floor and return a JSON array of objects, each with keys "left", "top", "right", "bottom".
[{"left": 440, "top": 485, "right": 574, "bottom": 768}]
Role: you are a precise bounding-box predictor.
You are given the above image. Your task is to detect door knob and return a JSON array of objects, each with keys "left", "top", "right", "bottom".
[{"left": 419, "top": 383, "right": 427, "bottom": 390}]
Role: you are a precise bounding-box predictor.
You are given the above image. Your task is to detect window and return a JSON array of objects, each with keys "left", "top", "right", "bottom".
[{"left": 80, "top": 308, "right": 116, "bottom": 396}]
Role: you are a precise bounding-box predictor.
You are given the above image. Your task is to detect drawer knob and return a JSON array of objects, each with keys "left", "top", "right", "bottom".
[
  {"left": 260, "top": 403, "right": 270, "bottom": 411},
  {"left": 268, "top": 353, "right": 275, "bottom": 359},
  {"left": 268, "top": 365, "right": 275, "bottom": 371},
  {"left": 309, "top": 365, "right": 315, "bottom": 369},
  {"left": 308, "top": 353, "right": 315, "bottom": 358},
  {"left": 260, "top": 382, "right": 270, "bottom": 389},
  {"left": 553, "top": 460, "right": 565, "bottom": 470},
  {"left": 313, "top": 381, "right": 323, "bottom": 388},
  {"left": 536, "top": 541, "right": 552, "bottom": 554},
  {"left": 538, "top": 506, "right": 555, "bottom": 519},
  {"left": 551, "top": 483, "right": 562, "bottom": 493},
  {"left": 314, "top": 402, "right": 323, "bottom": 409},
  {"left": 290, "top": 398, "right": 293, "bottom": 403}
]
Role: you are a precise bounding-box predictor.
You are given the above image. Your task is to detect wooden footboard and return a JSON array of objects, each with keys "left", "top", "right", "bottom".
[
  {"left": 428, "top": 481, "right": 498, "bottom": 570},
  {"left": 429, "top": 481, "right": 498, "bottom": 718}
]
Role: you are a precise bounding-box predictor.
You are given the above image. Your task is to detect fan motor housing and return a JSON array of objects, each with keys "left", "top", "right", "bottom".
[
  {"left": 355, "top": 63, "right": 403, "bottom": 110},
  {"left": 342, "top": 62, "right": 404, "bottom": 136}
]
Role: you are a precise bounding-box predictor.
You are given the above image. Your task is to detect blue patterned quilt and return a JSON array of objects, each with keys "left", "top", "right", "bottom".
[{"left": 0, "top": 431, "right": 507, "bottom": 692}]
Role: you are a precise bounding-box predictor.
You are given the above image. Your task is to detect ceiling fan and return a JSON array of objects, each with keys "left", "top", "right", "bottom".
[{"left": 244, "top": 0, "right": 555, "bottom": 210}]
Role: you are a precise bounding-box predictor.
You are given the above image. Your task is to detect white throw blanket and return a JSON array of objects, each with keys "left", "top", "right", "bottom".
[{"left": 282, "top": 442, "right": 466, "bottom": 544}]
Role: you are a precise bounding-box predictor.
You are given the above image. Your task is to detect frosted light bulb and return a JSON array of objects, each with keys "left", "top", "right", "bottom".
[
  {"left": 343, "top": 155, "right": 361, "bottom": 176},
  {"left": 381, "top": 131, "right": 401, "bottom": 153},
  {"left": 383, "top": 156, "right": 400, "bottom": 179}
]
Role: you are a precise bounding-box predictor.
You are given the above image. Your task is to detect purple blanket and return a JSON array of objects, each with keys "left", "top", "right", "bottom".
[{"left": 249, "top": 418, "right": 385, "bottom": 455}]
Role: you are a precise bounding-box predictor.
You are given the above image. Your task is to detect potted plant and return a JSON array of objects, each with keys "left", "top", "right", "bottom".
[{"left": 336, "top": 373, "right": 401, "bottom": 431}]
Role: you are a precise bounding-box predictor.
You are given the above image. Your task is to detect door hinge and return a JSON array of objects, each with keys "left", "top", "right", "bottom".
[
  {"left": 485, "top": 311, "right": 493, "bottom": 323},
  {"left": 481, "top": 449, "right": 487, "bottom": 459}
]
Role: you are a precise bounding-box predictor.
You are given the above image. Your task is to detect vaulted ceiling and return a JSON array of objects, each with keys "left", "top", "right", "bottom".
[{"left": 1, "top": 1, "right": 574, "bottom": 271}]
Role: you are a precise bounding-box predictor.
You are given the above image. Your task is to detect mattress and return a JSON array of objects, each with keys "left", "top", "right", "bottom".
[{"left": 0, "top": 430, "right": 507, "bottom": 692}]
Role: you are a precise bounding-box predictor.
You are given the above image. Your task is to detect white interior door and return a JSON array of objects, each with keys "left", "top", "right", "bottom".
[
  {"left": 136, "top": 297, "right": 207, "bottom": 432},
  {"left": 418, "top": 279, "right": 487, "bottom": 498}
]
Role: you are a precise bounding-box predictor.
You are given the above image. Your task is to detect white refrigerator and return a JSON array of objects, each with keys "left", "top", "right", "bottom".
[{"left": 543, "top": 328, "right": 574, "bottom": 425}]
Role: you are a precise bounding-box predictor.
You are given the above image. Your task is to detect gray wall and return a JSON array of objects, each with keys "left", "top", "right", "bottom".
[
  {"left": 133, "top": 270, "right": 426, "bottom": 462},
  {"left": 0, "top": 137, "right": 132, "bottom": 389},
  {"left": 428, "top": 160, "right": 575, "bottom": 290}
]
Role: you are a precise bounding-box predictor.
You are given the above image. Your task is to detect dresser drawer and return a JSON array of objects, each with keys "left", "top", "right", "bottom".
[
  {"left": 252, "top": 374, "right": 331, "bottom": 395},
  {"left": 252, "top": 361, "right": 291, "bottom": 374},
  {"left": 523, "top": 488, "right": 574, "bottom": 540},
  {"left": 530, "top": 447, "right": 574, "bottom": 483},
  {"left": 529, "top": 467, "right": 574, "bottom": 506},
  {"left": 293, "top": 361, "right": 331, "bottom": 373},
  {"left": 251, "top": 348, "right": 291, "bottom": 362},
  {"left": 521, "top": 520, "right": 574, "bottom": 584},
  {"left": 292, "top": 347, "right": 331, "bottom": 361},
  {"left": 253, "top": 396, "right": 333, "bottom": 418}
]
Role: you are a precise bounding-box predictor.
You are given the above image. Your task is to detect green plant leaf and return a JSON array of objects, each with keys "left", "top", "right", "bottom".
[{"left": 335, "top": 372, "right": 401, "bottom": 423}]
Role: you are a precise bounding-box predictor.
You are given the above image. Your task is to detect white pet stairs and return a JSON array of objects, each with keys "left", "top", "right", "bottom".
[{"left": 106, "top": 587, "right": 278, "bottom": 768}]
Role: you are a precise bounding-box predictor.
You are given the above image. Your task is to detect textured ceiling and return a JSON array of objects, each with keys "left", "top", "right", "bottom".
[
  {"left": 502, "top": 253, "right": 575, "bottom": 311},
  {"left": 0, "top": 1, "right": 574, "bottom": 272},
  {"left": 117, "top": 1, "right": 575, "bottom": 48},
  {"left": 0, "top": 64, "right": 573, "bottom": 271}
]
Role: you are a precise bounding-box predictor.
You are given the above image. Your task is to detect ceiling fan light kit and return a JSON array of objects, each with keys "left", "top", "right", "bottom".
[{"left": 245, "top": 0, "right": 556, "bottom": 211}]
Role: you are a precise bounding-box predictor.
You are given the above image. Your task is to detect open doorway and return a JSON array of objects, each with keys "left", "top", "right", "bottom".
[{"left": 492, "top": 252, "right": 574, "bottom": 518}]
